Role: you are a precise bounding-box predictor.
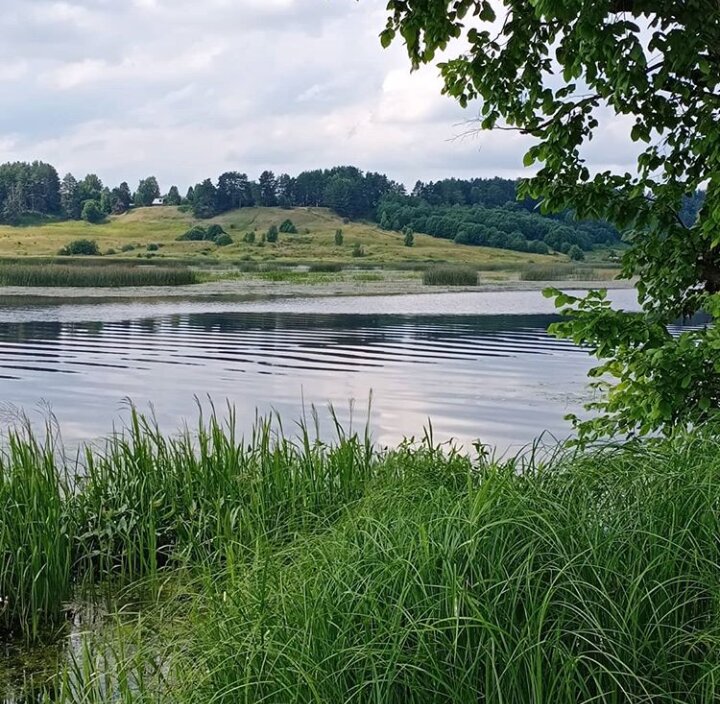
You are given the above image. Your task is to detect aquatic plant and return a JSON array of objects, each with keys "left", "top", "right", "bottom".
[
  {"left": 49, "top": 425, "right": 720, "bottom": 703},
  {"left": 0, "top": 263, "right": 196, "bottom": 287},
  {"left": 422, "top": 264, "right": 477, "bottom": 286},
  {"left": 4, "top": 410, "right": 720, "bottom": 703}
]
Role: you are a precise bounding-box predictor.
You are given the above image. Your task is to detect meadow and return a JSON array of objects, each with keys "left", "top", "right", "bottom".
[
  {"left": 0, "top": 205, "right": 564, "bottom": 269},
  {"left": 1, "top": 409, "right": 719, "bottom": 702}
]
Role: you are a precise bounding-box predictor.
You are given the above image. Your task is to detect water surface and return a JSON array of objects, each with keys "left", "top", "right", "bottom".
[{"left": 0, "top": 289, "right": 640, "bottom": 451}]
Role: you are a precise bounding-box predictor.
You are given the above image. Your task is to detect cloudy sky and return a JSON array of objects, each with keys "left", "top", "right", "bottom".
[{"left": 0, "top": 0, "right": 635, "bottom": 191}]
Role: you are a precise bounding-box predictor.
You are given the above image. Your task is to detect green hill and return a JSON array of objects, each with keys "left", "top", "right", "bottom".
[{"left": 0, "top": 206, "right": 562, "bottom": 268}]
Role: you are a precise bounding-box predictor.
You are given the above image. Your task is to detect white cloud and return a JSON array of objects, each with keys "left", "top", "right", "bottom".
[
  {"left": 0, "top": 0, "right": 635, "bottom": 189},
  {"left": 0, "top": 61, "right": 29, "bottom": 82}
]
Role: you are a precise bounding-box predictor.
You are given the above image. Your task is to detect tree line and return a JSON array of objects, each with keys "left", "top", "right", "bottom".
[{"left": 0, "top": 159, "right": 703, "bottom": 256}]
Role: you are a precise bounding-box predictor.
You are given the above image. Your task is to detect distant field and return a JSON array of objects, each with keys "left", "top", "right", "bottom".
[{"left": 0, "top": 206, "right": 565, "bottom": 269}]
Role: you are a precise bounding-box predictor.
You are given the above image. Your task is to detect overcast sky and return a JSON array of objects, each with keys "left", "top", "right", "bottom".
[{"left": 0, "top": 0, "right": 635, "bottom": 191}]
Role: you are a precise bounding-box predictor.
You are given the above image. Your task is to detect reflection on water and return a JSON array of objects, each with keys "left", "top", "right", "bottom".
[{"left": 0, "top": 302, "right": 603, "bottom": 450}]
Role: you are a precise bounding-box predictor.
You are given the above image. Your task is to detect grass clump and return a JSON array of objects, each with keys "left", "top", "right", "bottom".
[
  {"left": 0, "top": 429, "right": 72, "bottom": 641},
  {"left": 43, "top": 425, "right": 720, "bottom": 703},
  {"left": 521, "top": 263, "right": 599, "bottom": 280},
  {"left": 6, "top": 413, "right": 720, "bottom": 703},
  {"left": 0, "top": 407, "right": 376, "bottom": 644},
  {"left": 308, "top": 262, "right": 342, "bottom": 273},
  {"left": 423, "top": 264, "right": 478, "bottom": 286},
  {"left": 0, "top": 263, "right": 196, "bottom": 287}
]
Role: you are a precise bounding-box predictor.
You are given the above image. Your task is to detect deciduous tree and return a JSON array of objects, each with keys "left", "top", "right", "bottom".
[{"left": 380, "top": 0, "right": 720, "bottom": 441}]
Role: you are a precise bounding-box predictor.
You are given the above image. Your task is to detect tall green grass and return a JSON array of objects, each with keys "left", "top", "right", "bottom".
[
  {"left": 0, "top": 428, "right": 73, "bottom": 641},
  {"left": 57, "top": 429, "right": 720, "bottom": 704},
  {"left": 308, "top": 261, "right": 343, "bottom": 273},
  {"left": 0, "top": 407, "right": 376, "bottom": 643},
  {"left": 422, "top": 265, "right": 478, "bottom": 286},
  {"left": 0, "top": 264, "right": 196, "bottom": 287},
  {"left": 520, "top": 263, "right": 611, "bottom": 281},
  {"left": 4, "top": 413, "right": 720, "bottom": 702}
]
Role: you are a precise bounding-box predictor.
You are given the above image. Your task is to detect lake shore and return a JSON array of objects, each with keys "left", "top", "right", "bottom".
[{"left": 0, "top": 274, "right": 634, "bottom": 302}]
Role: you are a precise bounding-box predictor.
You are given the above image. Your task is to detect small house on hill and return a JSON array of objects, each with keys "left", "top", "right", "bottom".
[{"left": 152, "top": 198, "right": 164, "bottom": 206}]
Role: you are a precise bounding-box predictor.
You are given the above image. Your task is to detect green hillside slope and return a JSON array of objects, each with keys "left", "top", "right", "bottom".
[{"left": 0, "top": 206, "right": 562, "bottom": 268}]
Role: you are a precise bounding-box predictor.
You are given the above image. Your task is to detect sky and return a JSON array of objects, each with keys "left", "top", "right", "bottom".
[{"left": 0, "top": 0, "right": 636, "bottom": 191}]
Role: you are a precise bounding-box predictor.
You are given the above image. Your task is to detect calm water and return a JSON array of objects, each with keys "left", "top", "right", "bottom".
[{"left": 0, "top": 289, "right": 641, "bottom": 451}]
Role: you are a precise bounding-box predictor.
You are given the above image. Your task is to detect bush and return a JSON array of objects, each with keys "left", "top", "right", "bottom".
[
  {"left": 334, "top": 229, "right": 344, "bottom": 246},
  {"left": 81, "top": 201, "right": 105, "bottom": 224},
  {"left": 266, "top": 225, "right": 279, "bottom": 243},
  {"left": 206, "top": 224, "right": 226, "bottom": 240},
  {"left": 58, "top": 239, "right": 100, "bottom": 256},
  {"left": 146, "top": 243, "right": 160, "bottom": 252},
  {"left": 120, "top": 243, "right": 135, "bottom": 252},
  {"left": 279, "top": 219, "right": 298, "bottom": 234},
  {"left": 403, "top": 226, "right": 415, "bottom": 247},
  {"left": 105, "top": 248, "right": 116, "bottom": 256},
  {"left": 568, "top": 244, "right": 585, "bottom": 261},
  {"left": 423, "top": 265, "right": 478, "bottom": 286},
  {"left": 214, "top": 233, "right": 233, "bottom": 247},
  {"left": 243, "top": 232, "right": 256, "bottom": 244},
  {"left": 177, "top": 226, "right": 207, "bottom": 242},
  {"left": 351, "top": 243, "right": 365, "bottom": 258}
]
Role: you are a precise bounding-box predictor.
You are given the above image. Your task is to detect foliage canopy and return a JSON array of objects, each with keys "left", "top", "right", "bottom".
[{"left": 381, "top": 0, "right": 720, "bottom": 441}]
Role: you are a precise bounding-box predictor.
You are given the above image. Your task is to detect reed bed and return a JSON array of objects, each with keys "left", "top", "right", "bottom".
[
  {"left": 0, "top": 408, "right": 376, "bottom": 642},
  {"left": 422, "top": 264, "right": 478, "bottom": 286},
  {"left": 3, "top": 414, "right": 720, "bottom": 702},
  {"left": 308, "top": 262, "right": 343, "bottom": 273},
  {"left": 0, "top": 263, "right": 197, "bottom": 287},
  {"left": 520, "top": 263, "right": 612, "bottom": 281}
]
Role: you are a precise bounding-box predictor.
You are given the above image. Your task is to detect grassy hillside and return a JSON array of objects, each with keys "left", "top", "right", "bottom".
[{"left": 0, "top": 206, "right": 561, "bottom": 268}]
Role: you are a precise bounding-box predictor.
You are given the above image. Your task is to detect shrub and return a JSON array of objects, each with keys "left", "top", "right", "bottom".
[
  {"left": 403, "top": 226, "right": 415, "bottom": 247},
  {"left": 120, "top": 243, "right": 135, "bottom": 252},
  {"left": 423, "top": 265, "right": 478, "bottom": 286},
  {"left": 177, "top": 226, "right": 207, "bottom": 242},
  {"left": 81, "top": 200, "right": 105, "bottom": 224},
  {"left": 206, "top": 224, "right": 226, "bottom": 240},
  {"left": 266, "top": 225, "right": 279, "bottom": 243},
  {"left": 105, "top": 248, "right": 116, "bottom": 256},
  {"left": 568, "top": 244, "right": 585, "bottom": 261},
  {"left": 243, "top": 232, "right": 256, "bottom": 244},
  {"left": 334, "top": 229, "right": 344, "bottom": 246},
  {"left": 146, "top": 243, "right": 160, "bottom": 252},
  {"left": 351, "top": 243, "right": 365, "bottom": 258},
  {"left": 58, "top": 239, "right": 100, "bottom": 256},
  {"left": 279, "top": 219, "right": 298, "bottom": 234},
  {"left": 342, "top": 217, "right": 350, "bottom": 224},
  {"left": 214, "top": 233, "right": 233, "bottom": 247}
]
